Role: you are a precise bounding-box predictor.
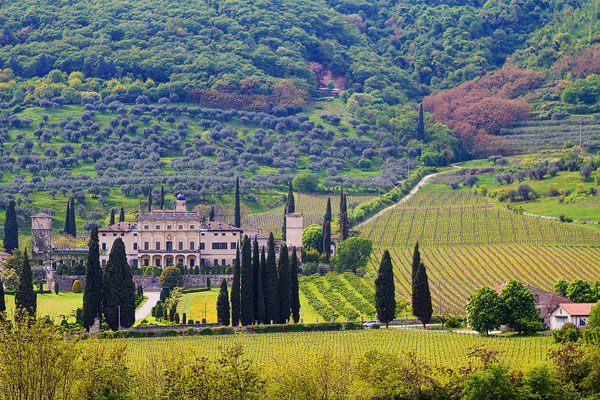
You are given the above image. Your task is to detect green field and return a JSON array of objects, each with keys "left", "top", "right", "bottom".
[
  {"left": 4, "top": 292, "right": 83, "bottom": 321},
  {"left": 123, "top": 329, "right": 553, "bottom": 373}
]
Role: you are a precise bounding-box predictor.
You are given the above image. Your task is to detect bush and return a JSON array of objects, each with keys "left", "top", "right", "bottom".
[
  {"left": 198, "top": 328, "right": 214, "bottom": 335},
  {"left": 445, "top": 316, "right": 462, "bottom": 329},
  {"left": 214, "top": 326, "right": 235, "bottom": 335},
  {"left": 184, "top": 327, "right": 198, "bottom": 336},
  {"left": 160, "top": 266, "right": 183, "bottom": 290},
  {"left": 187, "top": 319, "right": 194, "bottom": 324},
  {"left": 72, "top": 280, "right": 82, "bottom": 293},
  {"left": 54, "top": 282, "right": 59, "bottom": 294},
  {"left": 552, "top": 322, "right": 580, "bottom": 343},
  {"left": 370, "top": 323, "right": 380, "bottom": 329},
  {"left": 343, "top": 321, "right": 363, "bottom": 330}
]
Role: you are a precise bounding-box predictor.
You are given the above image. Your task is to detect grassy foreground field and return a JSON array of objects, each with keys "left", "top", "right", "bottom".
[
  {"left": 122, "top": 329, "right": 552, "bottom": 372},
  {"left": 4, "top": 292, "right": 83, "bottom": 321}
]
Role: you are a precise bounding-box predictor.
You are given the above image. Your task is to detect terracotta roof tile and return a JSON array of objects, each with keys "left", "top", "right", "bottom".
[
  {"left": 99, "top": 222, "right": 137, "bottom": 232},
  {"left": 558, "top": 303, "right": 596, "bottom": 316}
]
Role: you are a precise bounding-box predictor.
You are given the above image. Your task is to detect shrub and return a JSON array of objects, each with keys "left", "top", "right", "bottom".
[
  {"left": 184, "top": 327, "right": 198, "bottom": 336},
  {"left": 182, "top": 313, "right": 187, "bottom": 325},
  {"left": 174, "top": 313, "right": 180, "bottom": 324},
  {"left": 54, "top": 282, "right": 59, "bottom": 294},
  {"left": 72, "top": 280, "right": 82, "bottom": 293},
  {"left": 445, "top": 316, "right": 462, "bottom": 329},
  {"left": 343, "top": 321, "right": 363, "bottom": 330},
  {"left": 198, "top": 328, "right": 214, "bottom": 335},
  {"left": 214, "top": 326, "right": 235, "bottom": 335},
  {"left": 160, "top": 266, "right": 183, "bottom": 290},
  {"left": 187, "top": 319, "right": 194, "bottom": 324},
  {"left": 370, "top": 323, "right": 380, "bottom": 329},
  {"left": 552, "top": 322, "right": 580, "bottom": 343},
  {"left": 155, "top": 330, "right": 178, "bottom": 337}
]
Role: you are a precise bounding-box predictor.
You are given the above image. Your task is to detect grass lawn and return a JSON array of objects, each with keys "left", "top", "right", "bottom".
[{"left": 5, "top": 292, "right": 83, "bottom": 321}]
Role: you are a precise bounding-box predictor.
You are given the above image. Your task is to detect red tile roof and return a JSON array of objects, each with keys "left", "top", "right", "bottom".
[
  {"left": 494, "top": 282, "right": 572, "bottom": 319},
  {"left": 99, "top": 222, "right": 137, "bottom": 232},
  {"left": 558, "top": 303, "right": 596, "bottom": 316}
]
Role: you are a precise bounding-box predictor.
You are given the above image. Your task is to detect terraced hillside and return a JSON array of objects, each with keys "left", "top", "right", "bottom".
[
  {"left": 361, "top": 187, "right": 600, "bottom": 314},
  {"left": 499, "top": 118, "right": 600, "bottom": 150}
]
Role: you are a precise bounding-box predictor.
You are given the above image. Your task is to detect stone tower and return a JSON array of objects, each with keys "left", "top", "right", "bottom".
[
  {"left": 31, "top": 213, "right": 53, "bottom": 256},
  {"left": 175, "top": 193, "right": 187, "bottom": 212},
  {"left": 285, "top": 213, "right": 303, "bottom": 249}
]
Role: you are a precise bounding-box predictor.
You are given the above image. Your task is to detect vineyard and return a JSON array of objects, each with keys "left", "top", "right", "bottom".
[
  {"left": 224, "top": 193, "right": 375, "bottom": 235},
  {"left": 123, "top": 329, "right": 552, "bottom": 372},
  {"left": 368, "top": 245, "right": 600, "bottom": 314},
  {"left": 500, "top": 118, "right": 600, "bottom": 149},
  {"left": 359, "top": 191, "right": 600, "bottom": 247}
]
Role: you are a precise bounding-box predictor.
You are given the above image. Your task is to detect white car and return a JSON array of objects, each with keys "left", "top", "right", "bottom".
[{"left": 363, "top": 320, "right": 379, "bottom": 328}]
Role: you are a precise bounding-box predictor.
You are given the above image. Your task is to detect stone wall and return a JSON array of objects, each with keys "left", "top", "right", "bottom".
[{"left": 49, "top": 273, "right": 233, "bottom": 292}]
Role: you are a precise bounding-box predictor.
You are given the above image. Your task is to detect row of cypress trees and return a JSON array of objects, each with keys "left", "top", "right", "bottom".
[
  {"left": 109, "top": 207, "right": 126, "bottom": 225},
  {"left": 147, "top": 186, "right": 166, "bottom": 212},
  {"left": 64, "top": 198, "right": 76, "bottom": 236},
  {"left": 82, "top": 227, "right": 136, "bottom": 330},
  {"left": 218, "top": 233, "right": 300, "bottom": 326}
]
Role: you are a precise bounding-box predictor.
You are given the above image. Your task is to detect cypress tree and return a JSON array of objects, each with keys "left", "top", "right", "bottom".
[
  {"left": 411, "top": 242, "right": 421, "bottom": 283},
  {"left": 417, "top": 103, "right": 425, "bottom": 141},
  {"left": 240, "top": 235, "right": 254, "bottom": 326},
  {"left": 147, "top": 189, "right": 152, "bottom": 212},
  {"left": 375, "top": 250, "right": 396, "bottom": 328},
  {"left": 256, "top": 246, "right": 266, "bottom": 324},
  {"left": 264, "top": 233, "right": 280, "bottom": 324},
  {"left": 278, "top": 244, "right": 290, "bottom": 324},
  {"left": 159, "top": 186, "right": 164, "bottom": 210},
  {"left": 322, "top": 221, "right": 331, "bottom": 263},
  {"left": 15, "top": 249, "right": 36, "bottom": 319},
  {"left": 102, "top": 238, "right": 136, "bottom": 330},
  {"left": 286, "top": 181, "right": 295, "bottom": 214},
  {"left": 290, "top": 247, "right": 300, "bottom": 323},
  {"left": 234, "top": 177, "right": 241, "bottom": 228},
  {"left": 413, "top": 261, "right": 433, "bottom": 328},
  {"left": 69, "top": 197, "right": 76, "bottom": 237},
  {"left": 64, "top": 200, "right": 70, "bottom": 234},
  {"left": 109, "top": 208, "right": 115, "bottom": 225},
  {"left": 230, "top": 248, "right": 241, "bottom": 326},
  {"left": 119, "top": 207, "right": 125, "bottom": 223},
  {"left": 217, "top": 279, "right": 230, "bottom": 326},
  {"left": 339, "top": 188, "right": 349, "bottom": 241},
  {"left": 3, "top": 200, "right": 18, "bottom": 254},
  {"left": 83, "top": 226, "right": 103, "bottom": 330},
  {"left": 209, "top": 205, "right": 215, "bottom": 221},
  {"left": 0, "top": 279, "right": 5, "bottom": 314},
  {"left": 252, "top": 237, "right": 260, "bottom": 322}
]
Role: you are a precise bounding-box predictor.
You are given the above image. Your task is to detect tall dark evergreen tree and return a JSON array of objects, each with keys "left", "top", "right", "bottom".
[
  {"left": 69, "top": 197, "right": 76, "bottom": 237},
  {"left": 109, "top": 208, "right": 115, "bottom": 225},
  {"left": 64, "top": 200, "right": 70, "bottom": 234},
  {"left": 339, "top": 189, "right": 349, "bottom": 241},
  {"left": 417, "top": 103, "right": 425, "bottom": 141},
  {"left": 278, "top": 244, "right": 291, "bottom": 324},
  {"left": 411, "top": 242, "right": 421, "bottom": 283},
  {"left": 0, "top": 279, "right": 5, "bottom": 315},
  {"left": 282, "top": 182, "right": 295, "bottom": 241},
  {"left": 147, "top": 189, "right": 152, "bottom": 212},
  {"left": 102, "top": 239, "right": 136, "bottom": 330},
  {"left": 234, "top": 177, "right": 241, "bottom": 228},
  {"left": 15, "top": 249, "right": 36, "bottom": 318},
  {"left": 290, "top": 247, "right": 300, "bottom": 323},
  {"left": 83, "top": 226, "right": 103, "bottom": 330},
  {"left": 119, "top": 207, "right": 125, "bottom": 223},
  {"left": 3, "top": 200, "right": 18, "bottom": 254},
  {"left": 257, "top": 247, "right": 266, "bottom": 323},
  {"left": 217, "top": 279, "right": 230, "bottom": 326},
  {"left": 265, "top": 233, "right": 280, "bottom": 324},
  {"left": 412, "top": 261, "right": 433, "bottom": 328},
  {"left": 252, "top": 237, "right": 260, "bottom": 322},
  {"left": 375, "top": 250, "right": 396, "bottom": 328},
  {"left": 322, "top": 221, "right": 331, "bottom": 263},
  {"left": 209, "top": 205, "right": 215, "bottom": 221},
  {"left": 240, "top": 235, "right": 254, "bottom": 325},
  {"left": 159, "top": 186, "right": 164, "bottom": 209},
  {"left": 231, "top": 248, "right": 241, "bottom": 326}
]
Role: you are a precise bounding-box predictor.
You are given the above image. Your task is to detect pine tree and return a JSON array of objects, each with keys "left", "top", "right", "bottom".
[
  {"left": 159, "top": 186, "right": 164, "bottom": 210},
  {"left": 252, "top": 237, "right": 260, "bottom": 322},
  {"left": 15, "top": 249, "right": 36, "bottom": 319},
  {"left": 0, "top": 279, "right": 5, "bottom": 314},
  {"left": 234, "top": 177, "right": 241, "bottom": 228},
  {"left": 412, "top": 262, "right": 433, "bottom": 328},
  {"left": 278, "top": 244, "right": 291, "bottom": 324},
  {"left": 147, "top": 189, "right": 152, "bottom": 212},
  {"left": 83, "top": 226, "right": 103, "bottom": 330},
  {"left": 109, "top": 208, "right": 115, "bottom": 225},
  {"left": 119, "top": 207, "right": 125, "bottom": 223},
  {"left": 64, "top": 200, "right": 70, "bottom": 234},
  {"left": 102, "top": 238, "right": 136, "bottom": 330},
  {"left": 417, "top": 103, "right": 425, "bottom": 141},
  {"left": 375, "top": 250, "right": 396, "bottom": 328},
  {"left": 240, "top": 235, "right": 254, "bottom": 326},
  {"left": 69, "top": 197, "right": 76, "bottom": 237},
  {"left": 231, "top": 248, "right": 241, "bottom": 326},
  {"left": 264, "top": 233, "right": 280, "bottom": 324},
  {"left": 3, "top": 200, "right": 18, "bottom": 254},
  {"left": 217, "top": 279, "right": 230, "bottom": 326},
  {"left": 257, "top": 247, "right": 266, "bottom": 323},
  {"left": 290, "top": 247, "right": 300, "bottom": 323}
]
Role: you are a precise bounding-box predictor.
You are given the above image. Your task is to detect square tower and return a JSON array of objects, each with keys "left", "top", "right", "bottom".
[{"left": 285, "top": 213, "right": 303, "bottom": 250}]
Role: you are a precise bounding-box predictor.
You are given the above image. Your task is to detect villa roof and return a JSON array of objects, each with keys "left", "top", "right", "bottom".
[
  {"left": 494, "top": 282, "right": 572, "bottom": 319},
  {"left": 32, "top": 213, "right": 52, "bottom": 217},
  {"left": 99, "top": 222, "right": 137, "bottom": 232},
  {"left": 555, "top": 303, "right": 595, "bottom": 316}
]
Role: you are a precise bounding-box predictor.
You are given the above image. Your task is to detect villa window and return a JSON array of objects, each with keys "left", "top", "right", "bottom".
[
  {"left": 178, "top": 242, "right": 183, "bottom": 250},
  {"left": 190, "top": 242, "right": 195, "bottom": 250},
  {"left": 156, "top": 242, "right": 161, "bottom": 250},
  {"left": 133, "top": 243, "right": 138, "bottom": 250},
  {"left": 144, "top": 242, "right": 149, "bottom": 250}
]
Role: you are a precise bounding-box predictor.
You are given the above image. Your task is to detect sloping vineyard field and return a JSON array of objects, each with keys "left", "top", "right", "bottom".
[
  {"left": 226, "top": 193, "right": 375, "bottom": 235},
  {"left": 360, "top": 192, "right": 600, "bottom": 247},
  {"left": 369, "top": 245, "right": 600, "bottom": 314},
  {"left": 123, "top": 329, "right": 552, "bottom": 372},
  {"left": 500, "top": 119, "right": 600, "bottom": 149}
]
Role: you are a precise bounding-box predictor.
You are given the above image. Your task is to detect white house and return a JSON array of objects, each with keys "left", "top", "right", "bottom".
[{"left": 549, "top": 303, "right": 596, "bottom": 331}]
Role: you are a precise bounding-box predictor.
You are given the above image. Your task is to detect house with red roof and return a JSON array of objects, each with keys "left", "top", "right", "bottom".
[{"left": 549, "top": 303, "right": 596, "bottom": 331}]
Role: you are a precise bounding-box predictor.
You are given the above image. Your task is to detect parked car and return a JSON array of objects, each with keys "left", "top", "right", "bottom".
[{"left": 363, "top": 320, "right": 379, "bottom": 328}]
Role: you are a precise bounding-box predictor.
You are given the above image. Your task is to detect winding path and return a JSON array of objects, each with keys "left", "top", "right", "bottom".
[
  {"left": 135, "top": 291, "right": 160, "bottom": 321},
  {"left": 354, "top": 165, "right": 461, "bottom": 230}
]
